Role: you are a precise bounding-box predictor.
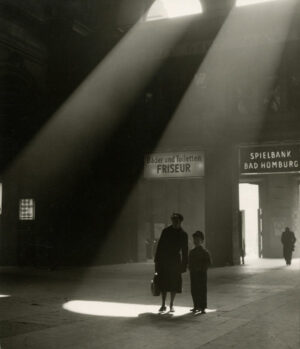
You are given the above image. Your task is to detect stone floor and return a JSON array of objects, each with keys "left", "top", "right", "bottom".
[{"left": 0, "top": 258, "right": 299, "bottom": 349}]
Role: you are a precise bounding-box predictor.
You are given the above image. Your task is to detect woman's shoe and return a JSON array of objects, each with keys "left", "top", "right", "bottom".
[
  {"left": 169, "top": 306, "right": 175, "bottom": 313},
  {"left": 159, "top": 306, "right": 167, "bottom": 312},
  {"left": 190, "top": 308, "right": 196, "bottom": 312}
]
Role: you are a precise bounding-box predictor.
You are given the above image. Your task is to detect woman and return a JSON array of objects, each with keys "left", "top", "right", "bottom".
[{"left": 154, "top": 213, "right": 188, "bottom": 312}]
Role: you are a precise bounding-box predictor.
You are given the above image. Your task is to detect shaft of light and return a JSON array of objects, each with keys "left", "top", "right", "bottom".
[{"left": 3, "top": 16, "right": 197, "bottom": 193}]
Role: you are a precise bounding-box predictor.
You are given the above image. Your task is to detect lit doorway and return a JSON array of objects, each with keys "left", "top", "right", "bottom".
[{"left": 239, "top": 183, "right": 260, "bottom": 259}]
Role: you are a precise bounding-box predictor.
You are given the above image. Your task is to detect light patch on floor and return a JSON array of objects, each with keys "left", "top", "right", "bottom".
[{"left": 63, "top": 300, "right": 216, "bottom": 318}]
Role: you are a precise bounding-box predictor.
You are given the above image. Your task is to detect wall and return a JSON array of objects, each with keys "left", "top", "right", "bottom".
[
  {"left": 261, "top": 174, "right": 300, "bottom": 258},
  {"left": 136, "top": 145, "right": 241, "bottom": 266},
  {"left": 0, "top": 10, "right": 46, "bottom": 266},
  {"left": 137, "top": 177, "right": 205, "bottom": 261}
]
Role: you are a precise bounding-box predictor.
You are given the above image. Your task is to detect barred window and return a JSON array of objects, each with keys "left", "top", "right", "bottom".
[{"left": 19, "top": 199, "right": 35, "bottom": 221}]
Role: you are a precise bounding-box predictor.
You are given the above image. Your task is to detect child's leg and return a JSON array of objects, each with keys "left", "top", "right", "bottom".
[
  {"left": 199, "top": 272, "right": 207, "bottom": 310},
  {"left": 191, "top": 272, "right": 203, "bottom": 310},
  {"left": 190, "top": 272, "right": 197, "bottom": 309}
]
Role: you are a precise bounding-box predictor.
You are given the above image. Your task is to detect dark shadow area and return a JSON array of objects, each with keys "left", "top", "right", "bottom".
[
  {"left": 0, "top": 1, "right": 250, "bottom": 270},
  {"left": 0, "top": 1, "right": 156, "bottom": 173},
  {"left": 135, "top": 311, "right": 207, "bottom": 324}
]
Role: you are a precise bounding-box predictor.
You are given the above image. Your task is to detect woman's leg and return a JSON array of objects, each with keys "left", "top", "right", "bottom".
[
  {"left": 170, "top": 292, "right": 176, "bottom": 311},
  {"left": 161, "top": 291, "right": 167, "bottom": 306},
  {"left": 159, "top": 292, "right": 167, "bottom": 311}
]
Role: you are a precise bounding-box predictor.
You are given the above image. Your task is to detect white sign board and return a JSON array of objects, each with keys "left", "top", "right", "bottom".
[{"left": 144, "top": 151, "right": 204, "bottom": 179}]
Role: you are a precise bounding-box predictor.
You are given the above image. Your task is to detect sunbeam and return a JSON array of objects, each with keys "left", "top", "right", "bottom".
[
  {"left": 154, "top": 0, "right": 296, "bottom": 148},
  {"left": 2, "top": 13, "right": 198, "bottom": 198}
]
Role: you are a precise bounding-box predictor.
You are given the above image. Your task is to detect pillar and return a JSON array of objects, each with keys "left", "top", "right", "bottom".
[{"left": 205, "top": 145, "right": 240, "bottom": 266}]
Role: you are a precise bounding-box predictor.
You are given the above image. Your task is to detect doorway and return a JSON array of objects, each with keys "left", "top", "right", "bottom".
[{"left": 239, "top": 183, "right": 260, "bottom": 259}]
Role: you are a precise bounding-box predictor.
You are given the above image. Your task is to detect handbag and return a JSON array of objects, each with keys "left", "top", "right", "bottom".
[{"left": 151, "top": 273, "right": 160, "bottom": 296}]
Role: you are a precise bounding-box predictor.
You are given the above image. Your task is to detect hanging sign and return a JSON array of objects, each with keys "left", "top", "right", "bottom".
[
  {"left": 239, "top": 144, "right": 300, "bottom": 175},
  {"left": 144, "top": 151, "right": 204, "bottom": 179}
]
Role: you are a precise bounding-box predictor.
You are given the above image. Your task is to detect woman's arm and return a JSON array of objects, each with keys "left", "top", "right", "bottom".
[
  {"left": 181, "top": 233, "right": 188, "bottom": 272},
  {"left": 154, "top": 229, "right": 166, "bottom": 264}
]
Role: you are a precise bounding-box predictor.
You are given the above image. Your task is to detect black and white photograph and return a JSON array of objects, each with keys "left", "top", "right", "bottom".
[{"left": 0, "top": 1, "right": 299, "bottom": 348}]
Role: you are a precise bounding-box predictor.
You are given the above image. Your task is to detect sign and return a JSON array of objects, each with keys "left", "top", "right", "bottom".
[
  {"left": 144, "top": 151, "right": 204, "bottom": 179},
  {"left": 239, "top": 144, "right": 300, "bottom": 175}
]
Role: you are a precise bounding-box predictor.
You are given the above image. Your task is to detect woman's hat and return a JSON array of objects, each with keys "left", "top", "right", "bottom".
[{"left": 171, "top": 213, "right": 184, "bottom": 222}]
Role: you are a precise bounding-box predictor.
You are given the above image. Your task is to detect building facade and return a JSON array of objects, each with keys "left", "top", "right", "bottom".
[{"left": 1, "top": 1, "right": 300, "bottom": 267}]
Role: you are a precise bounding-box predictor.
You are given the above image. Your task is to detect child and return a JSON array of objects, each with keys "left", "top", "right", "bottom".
[{"left": 188, "top": 231, "right": 211, "bottom": 314}]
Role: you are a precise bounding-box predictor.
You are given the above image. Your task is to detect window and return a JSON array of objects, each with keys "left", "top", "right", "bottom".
[
  {"left": 19, "top": 199, "right": 35, "bottom": 220},
  {"left": 146, "top": 0, "right": 203, "bottom": 22},
  {"left": 236, "top": 0, "right": 285, "bottom": 7}
]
